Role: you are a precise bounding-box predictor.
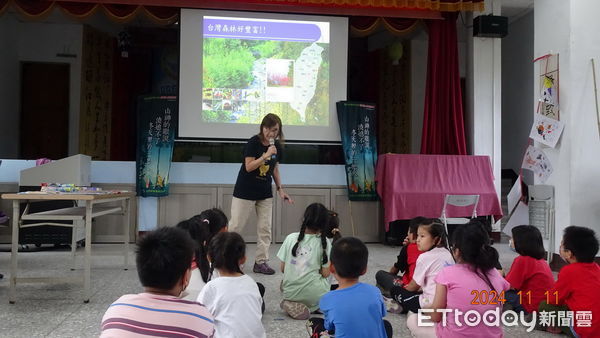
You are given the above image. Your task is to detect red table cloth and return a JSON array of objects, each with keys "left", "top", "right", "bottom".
[{"left": 375, "top": 154, "right": 502, "bottom": 231}]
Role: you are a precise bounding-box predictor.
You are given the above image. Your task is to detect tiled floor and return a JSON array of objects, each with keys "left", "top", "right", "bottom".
[{"left": 0, "top": 241, "right": 557, "bottom": 337}]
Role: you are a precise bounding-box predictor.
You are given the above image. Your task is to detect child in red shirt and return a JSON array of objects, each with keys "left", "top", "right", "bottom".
[
  {"left": 538, "top": 226, "right": 600, "bottom": 338},
  {"left": 505, "top": 225, "right": 555, "bottom": 314},
  {"left": 376, "top": 216, "right": 427, "bottom": 312}
]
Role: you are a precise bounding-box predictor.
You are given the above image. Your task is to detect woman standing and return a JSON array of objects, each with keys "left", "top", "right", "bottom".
[{"left": 230, "top": 113, "right": 293, "bottom": 275}]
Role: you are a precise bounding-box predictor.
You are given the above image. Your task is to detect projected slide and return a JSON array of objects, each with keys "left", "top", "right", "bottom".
[{"left": 202, "top": 16, "right": 330, "bottom": 126}]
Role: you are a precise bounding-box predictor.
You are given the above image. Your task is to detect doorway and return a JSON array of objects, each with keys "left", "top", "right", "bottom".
[{"left": 20, "top": 62, "right": 69, "bottom": 160}]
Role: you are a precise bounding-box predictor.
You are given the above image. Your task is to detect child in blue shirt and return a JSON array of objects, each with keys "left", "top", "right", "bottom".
[{"left": 307, "top": 237, "right": 392, "bottom": 337}]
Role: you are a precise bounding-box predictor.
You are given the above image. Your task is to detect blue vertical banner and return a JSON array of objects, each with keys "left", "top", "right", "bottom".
[
  {"left": 136, "top": 96, "right": 176, "bottom": 197},
  {"left": 337, "top": 101, "right": 378, "bottom": 201}
]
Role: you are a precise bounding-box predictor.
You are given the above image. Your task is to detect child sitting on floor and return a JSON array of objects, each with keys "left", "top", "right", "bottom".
[
  {"left": 504, "top": 225, "right": 554, "bottom": 315},
  {"left": 420, "top": 222, "right": 509, "bottom": 338},
  {"left": 325, "top": 210, "right": 341, "bottom": 290},
  {"left": 376, "top": 216, "right": 427, "bottom": 299},
  {"left": 176, "top": 207, "right": 228, "bottom": 300},
  {"left": 388, "top": 220, "right": 454, "bottom": 314},
  {"left": 308, "top": 237, "right": 392, "bottom": 338},
  {"left": 100, "top": 227, "right": 215, "bottom": 337},
  {"left": 277, "top": 202, "right": 332, "bottom": 320},
  {"left": 197, "top": 232, "right": 266, "bottom": 338},
  {"left": 538, "top": 225, "right": 600, "bottom": 337}
]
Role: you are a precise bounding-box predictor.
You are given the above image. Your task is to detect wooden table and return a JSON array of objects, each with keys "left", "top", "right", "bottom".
[{"left": 1, "top": 191, "right": 135, "bottom": 303}]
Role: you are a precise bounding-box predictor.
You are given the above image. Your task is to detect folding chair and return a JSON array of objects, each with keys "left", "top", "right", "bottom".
[{"left": 440, "top": 194, "right": 480, "bottom": 234}]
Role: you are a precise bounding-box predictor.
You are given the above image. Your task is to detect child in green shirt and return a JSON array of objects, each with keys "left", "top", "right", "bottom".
[{"left": 277, "top": 203, "right": 332, "bottom": 319}]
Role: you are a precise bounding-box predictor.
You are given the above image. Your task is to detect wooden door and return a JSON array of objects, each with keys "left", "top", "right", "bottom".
[{"left": 20, "top": 62, "right": 69, "bottom": 159}]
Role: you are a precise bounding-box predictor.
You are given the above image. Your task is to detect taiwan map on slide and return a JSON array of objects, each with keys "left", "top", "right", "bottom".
[{"left": 201, "top": 16, "right": 330, "bottom": 126}]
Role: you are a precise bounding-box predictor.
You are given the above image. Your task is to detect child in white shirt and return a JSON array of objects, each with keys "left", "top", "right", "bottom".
[{"left": 197, "top": 232, "right": 266, "bottom": 338}]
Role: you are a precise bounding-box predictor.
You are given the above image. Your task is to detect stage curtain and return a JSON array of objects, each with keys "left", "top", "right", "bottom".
[
  {"left": 350, "top": 17, "right": 421, "bottom": 37},
  {"left": 4, "top": 0, "right": 481, "bottom": 23},
  {"left": 257, "top": 0, "right": 484, "bottom": 12},
  {"left": 54, "top": 0, "right": 483, "bottom": 12},
  {"left": 3, "top": 0, "right": 177, "bottom": 25},
  {"left": 58, "top": 2, "right": 99, "bottom": 20},
  {"left": 11, "top": 0, "right": 54, "bottom": 19},
  {"left": 420, "top": 12, "right": 467, "bottom": 155}
]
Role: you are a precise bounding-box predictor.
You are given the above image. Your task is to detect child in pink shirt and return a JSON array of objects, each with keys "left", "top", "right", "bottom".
[
  {"left": 429, "top": 222, "right": 510, "bottom": 338},
  {"left": 389, "top": 220, "right": 454, "bottom": 313}
]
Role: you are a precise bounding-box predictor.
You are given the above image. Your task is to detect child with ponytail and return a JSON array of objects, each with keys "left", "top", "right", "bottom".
[
  {"left": 388, "top": 219, "right": 453, "bottom": 314},
  {"left": 176, "top": 208, "right": 228, "bottom": 300},
  {"left": 277, "top": 203, "right": 332, "bottom": 320},
  {"left": 198, "top": 232, "right": 266, "bottom": 338},
  {"left": 426, "top": 221, "right": 510, "bottom": 337}
]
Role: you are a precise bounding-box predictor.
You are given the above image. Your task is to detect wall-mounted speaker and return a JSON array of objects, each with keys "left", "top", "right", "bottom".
[{"left": 473, "top": 15, "right": 508, "bottom": 38}]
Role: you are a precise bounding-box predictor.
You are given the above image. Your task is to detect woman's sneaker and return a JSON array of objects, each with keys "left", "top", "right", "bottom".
[
  {"left": 383, "top": 296, "right": 403, "bottom": 314},
  {"left": 253, "top": 262, "right": 275, "bottom": 275},
  {"left": 281, "top": 300, "right": 310, "bottom": 320}
]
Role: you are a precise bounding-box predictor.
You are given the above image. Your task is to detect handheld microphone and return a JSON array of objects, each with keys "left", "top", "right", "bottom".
[{"left": 269, "top": 138, "right": 276, "bottom": 161}]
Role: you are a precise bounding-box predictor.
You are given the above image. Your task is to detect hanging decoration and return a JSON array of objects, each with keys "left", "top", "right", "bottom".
[
  {"left": 517, "top": 54, "right": 562, "bottom": 185},
  {"left": 510, "top": 53, "right": 561, "bottom": 223},
  {"left": 528, "top": 113, "right": 565, "bottom": 148},
  {"left": 521, "top": 145, "right": 553, "bottom": 183},
  {"left": 337, "top": 101, "right": 378, "bottom": 201},
  {"left": 535, "top": 53, "right": 560, "bottom": 120},
  {"left": 1, "top": 0, "right": 485, "bottom": 27},
  {"left": 136, "top": 96, "right": 176, "bottom": 197},
  {"left": 388, "top": 41, "right": 404, "bottom": 65},
  {"left": 79, "top": 25, "right": 113, "bottom": 160},
  {"left": 0, "top": 0, "right": 178, "bottom": 25}
]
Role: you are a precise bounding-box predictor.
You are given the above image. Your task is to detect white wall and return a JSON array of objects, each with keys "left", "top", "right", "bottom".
[
  {"left": 564, "top": 1, "right": 600, "bottom": 236},
  {"left": 502, "top": 11, "right": 534, "bottom": 174},
  {"left": 0, "top": 14, "right": 19, "bottom": 158},
  {"left": 0, "top": 160, "right": 346, "bottom": 186},
  {"left": 535, "top": 0, "right": 600, "bottom": 253},
  {"left": 534, "top": 0, "right": 571, "bottom": 254},
  {"left": 465, "top": 1, "right": 503, "bottom": 230}
]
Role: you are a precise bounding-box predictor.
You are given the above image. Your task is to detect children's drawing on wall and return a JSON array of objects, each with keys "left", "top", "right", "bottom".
[
  {"left": 529, "top": 113, "right": 565, "bottom": 148},
  {"left": 522, "top": 145, "right": 553, "bottom": 183},
  {"left": 536, "top": 54, "right": 560, "bottom": 120},
  {"left": 541, "top": 73, "right": 557, "bottom": 105}
]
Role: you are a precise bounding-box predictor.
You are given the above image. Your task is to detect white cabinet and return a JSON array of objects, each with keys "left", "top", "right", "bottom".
[
  {"left": 330, "top": 189, "right": 382, "bottom": 242},
  {"left": 274, "top": 187, "right": 331, "bottom": 242},
  {"left": 158, "top": 185, "right": 218, "bottom": 228},
  {"left": 32, "top": 184, "right": 383, "bottom": 244}
]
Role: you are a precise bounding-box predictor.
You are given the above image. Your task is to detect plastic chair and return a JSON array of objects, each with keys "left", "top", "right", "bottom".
[{"left": 441, "top": 194, "right": 480, "bottom": 234}]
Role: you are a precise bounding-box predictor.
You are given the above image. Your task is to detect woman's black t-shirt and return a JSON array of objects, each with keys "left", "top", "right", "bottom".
[{"left": 233, "top": 135, "right": 282, "bottom": 200}]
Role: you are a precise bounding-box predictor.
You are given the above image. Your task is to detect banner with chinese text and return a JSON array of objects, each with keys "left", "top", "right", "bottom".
[
  {"left": 79, "top": 25, "right": 113, "bottom": 160},
  {"left": 136, "top": 96, "right": 176, "bottom": 197},
  {"left": 337, "top": 101, "right": 378, "bottom": 201}
]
